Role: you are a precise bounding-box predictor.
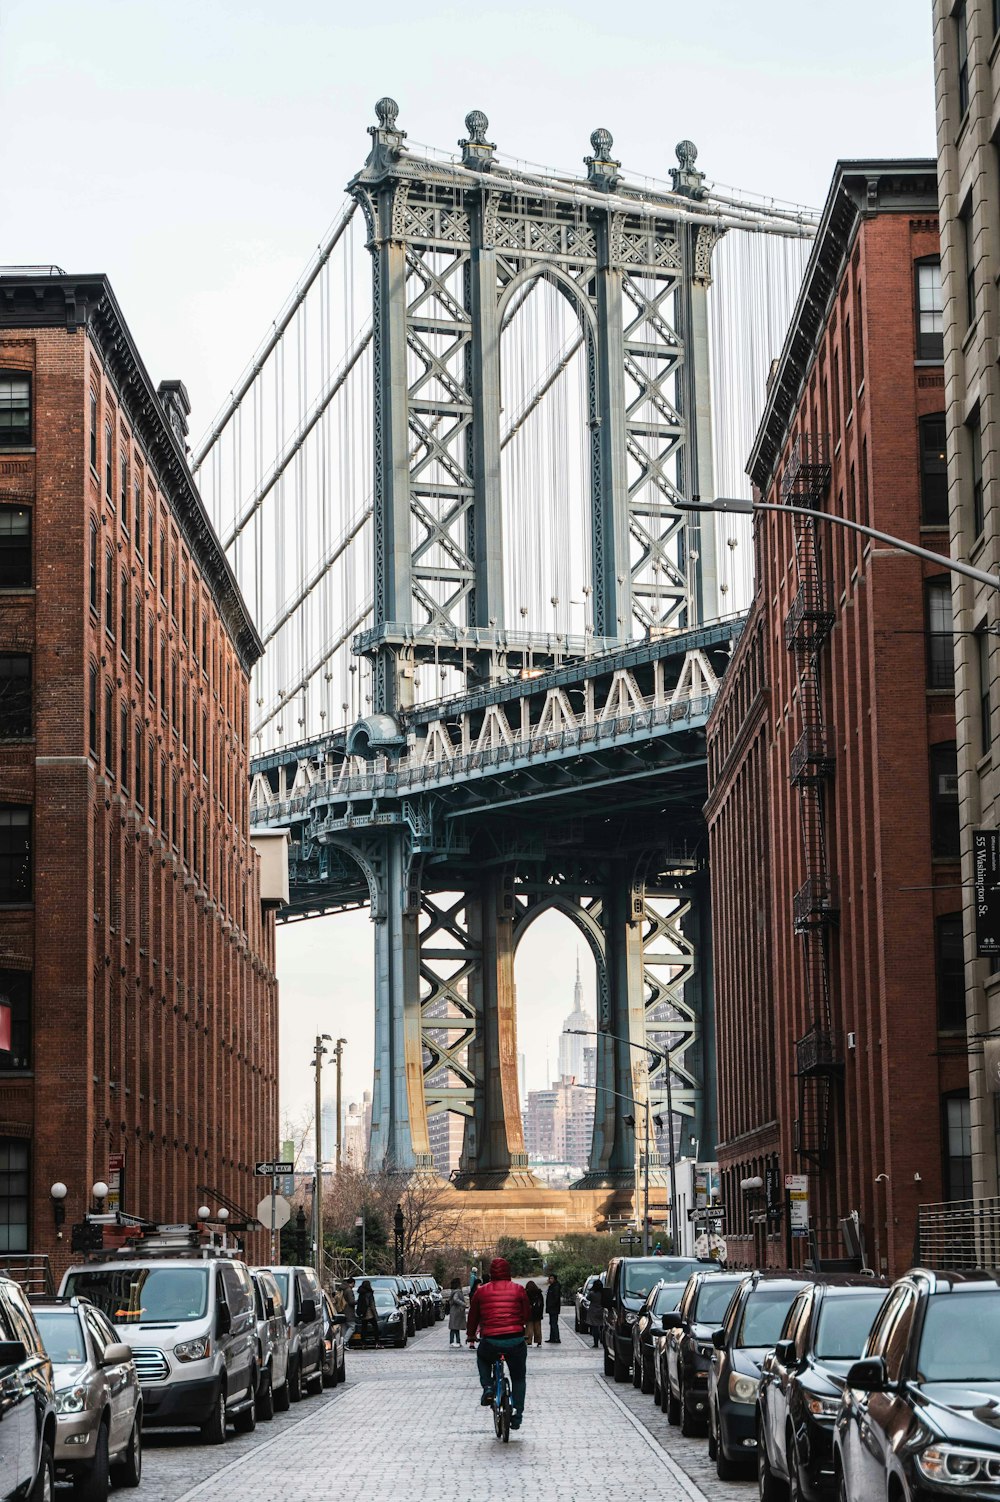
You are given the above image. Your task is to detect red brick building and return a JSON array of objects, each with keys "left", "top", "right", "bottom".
[
  {"left": 0, "top": 270, "right": 279, "bottom": 1265},
  {"left": 706, "top": 161, "right": 968, "bottom": 1276}
]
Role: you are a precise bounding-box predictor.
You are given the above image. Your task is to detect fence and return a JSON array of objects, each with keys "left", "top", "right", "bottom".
[{"left": 915, "top": 1197, "right": 1000, "bottom": 1270}]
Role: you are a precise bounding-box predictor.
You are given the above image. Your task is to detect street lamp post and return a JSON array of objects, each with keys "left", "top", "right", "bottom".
[
  {"left": 679, "top": 495, "right": 1000, "bottom": 592},
  {"left": 333, "top": 1038, "right": 346, "bottom": 1173},
  {"left": 312, "top": 1034, "right": 331, "bottom": 1283},
  {"left": 566, "top": 1027, "right": 680, "bottom": 1256}
]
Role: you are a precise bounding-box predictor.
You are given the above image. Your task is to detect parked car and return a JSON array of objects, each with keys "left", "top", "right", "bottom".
[
  {"left": 631, "top": 1277, "right": 690, "bottom": 1395},
  {"left": 34, "top": 1296, "right": 142, "bottom": 1498},
  {"left": 62, "top": 1252, "right": 258, "bottom": 1444},
  {"left": 349, "top": 1286, "right": 407, "bottom": 1347},
  {"left": 707, "top": 1270, "right": 814, "bottom": 1480},
  {"left": 575, "top": 1274, "right": 599, "bottom": 1333},
  {"left": 368, "top": 1276, "right": 417, "bottom": 1336},
  {"left": 659, "top": 1269, "right": 744, "bottom": 1433},
  {"left": 401, "top": 1275, "right": 432, "bottom": 1328},
  {"left": 0, "top": 1272, "right": 56, "bottom": 1501},
  {"left": 320, "top": 1291, "right": 347, "bottom": 1386},
  {"left": 601, "top": 1255, "right": 706, "bottom": 1382},
  {"left": 259, "top": 1265, "right": 325, "bottom": 1402},
  {"left": 756, "top": 1276, "right": 887, "bottom": 1502},
  {"left": 249, "top": 1267, "right": 289, "bottom": 1419},
  {"left": 834, "top": 1267, "right": 1000, "bottom": 1502}
]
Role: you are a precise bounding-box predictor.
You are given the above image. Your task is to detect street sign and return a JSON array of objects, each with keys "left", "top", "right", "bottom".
[
  {"left": 688, "top": 1204, "right": 726, "bottom": 1220},
  {"left": 256, "top": 1194, "right": 291, "bottom": 1230},
  {"left": 254, "top": 1161, "right": 294, "bottom": 1176},
  {"left": 785, "top": 1174, "right": 810, "bottom": 1238},
  {"left": 974, "top": 829, "right": 1000, "bottom": 956}
]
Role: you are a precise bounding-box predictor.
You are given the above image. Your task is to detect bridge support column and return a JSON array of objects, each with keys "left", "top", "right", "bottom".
[
  {"left": 683, "top": 225, "right": 721, "bottom": 625},
  {"left": 368, "top": 833, "right": 434, "bottom": 1174},
  {"left": 455, "top": 874, "right": 537, "bottom": 1189}
]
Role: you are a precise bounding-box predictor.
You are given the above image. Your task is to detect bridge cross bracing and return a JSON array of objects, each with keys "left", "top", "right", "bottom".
[{"left": 199, "top": 101, "right": 816, "bottom": 1212}]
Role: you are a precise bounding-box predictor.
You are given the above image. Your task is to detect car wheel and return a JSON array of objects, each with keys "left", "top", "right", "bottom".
[
  {"left": 110, "top": 1409, "right": 142, "bottom": 1487},
  {"left": 787, "top": 1433, "right": 804, "bottom": 1502},
  {"left": 288, "top": 1356, "right": 304, "bottom": 1402},
  {"left": 307, "top": 1368, "right": 323, "bottom": 1396},
  {"left": 757, "top": 1428, "right": 784, "bottom": 1501},
  {"left": 338, "top": 1349, "right": 346, "bottom": 1383},
  {"left": 30, "top": 1442, "right": 55, "bottom": 1502},
  {"left": 640, "top": 1351, "right": 655, "bottom": 1395},
  {"left": 679, "top": 1379, "right": 698, "bottom": 1437},
  {"left": 603, "top": 1341, "right": 614, "bottom": 1377},
  {"left": 632, "top": 1347, "right": 642, "bottom": 1388},
  {"left": 257, "top": 1366, "right": 275, "bottom": 1421},
  {"left": 667, "top": 1378, "right": 681, "bottom": 1425},
  {"left": 653, "top": 1363, "right": 662, "bottom": 1406},
  {"left": 707, "top": 1405, "right": 718, "bottom": 1460},
  {"left": 273, "top": 1374, "right": 291, "bottom": 1412},
  {"left": 613, "top": 1345, "right": 630, "bottom": 1383},
  {"left": 715, "top": 1419, "right": 746, "bottom": 1482},
  {"left": 73, "top": 1420, "right": 109, "bottom": 1502},
  {"left": 200, "top": 1387, "right": 228, "bottom": 1445},
  {"left": 323, "top": 1353, "right": 336, "bottom": 1388},
  {"left": 233, "top": 1375, "right": 257, "bottom": 1434},
  {"left": 394, "top": 1333, "right": 406, "bottom": 1347}
]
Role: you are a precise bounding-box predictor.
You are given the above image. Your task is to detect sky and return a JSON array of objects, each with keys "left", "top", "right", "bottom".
[{"left": 1, "top": 0, "right": 937, "bottom": 1135}]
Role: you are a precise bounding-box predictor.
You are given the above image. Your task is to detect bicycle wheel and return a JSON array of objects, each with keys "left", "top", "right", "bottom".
[{"left": 499, "top": 1375, "right": 512, "bottom": 1443}]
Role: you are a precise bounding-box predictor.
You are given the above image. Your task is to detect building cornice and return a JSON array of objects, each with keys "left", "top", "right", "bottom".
[
  {"left": 0, "top": 272, "right": 263, "bottom": 674},
  {"left": 747, "top": 159, "right": 938, "bottom": 494}
]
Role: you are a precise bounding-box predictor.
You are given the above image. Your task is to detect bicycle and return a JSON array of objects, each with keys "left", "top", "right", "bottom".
[{"left": 489, "top": 1352, "right": 513, "bottom": 1442}]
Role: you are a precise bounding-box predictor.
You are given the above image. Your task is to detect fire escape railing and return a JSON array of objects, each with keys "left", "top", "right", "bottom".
[{"left": 782, "top": 433, "right": 840, "bottom": 1170}]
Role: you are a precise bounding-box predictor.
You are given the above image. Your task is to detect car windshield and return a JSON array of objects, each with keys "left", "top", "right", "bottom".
[
  {"left": 814, "top": 1293, "right": 887, "bottom": 1360},
  {"left": 917, "top": 1291, "right": 1000, "bottom": 1382},
  {"left": 694, "top": 1280, "right": 740, "bottom": 1325},
  {"left": 625, "top": 1260, "right": 700, "bottom": 1298},
  {"left": 736, "top": 1288, "right": 801, "bottom": 1348},
  {"left": 374, "top": 1291, "right": 397, "bottom": 1310},
  {"left": 653, "top": 1283, "right": 687, "bottom": 1314},
  {"left": 34, "top": 1311, "right": 87, "bottom": 1364},
  {"left": 63, "top": 1267, "right": 209, "bottom": 1325}
]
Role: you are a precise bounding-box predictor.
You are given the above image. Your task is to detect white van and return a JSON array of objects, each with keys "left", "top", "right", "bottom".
[{"left": 60, "top": 1252, "right": 257, "bottom": 1444}]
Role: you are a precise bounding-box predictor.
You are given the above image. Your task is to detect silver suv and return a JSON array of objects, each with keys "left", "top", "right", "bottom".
[
  {"left": 249, "top": 1267, "right": 289, "bottom": 1418},
  {"left": 258, "top": 1266, "right": 324, "bottom": 1401},
  {"left": 34, "top": 1297, "right": 141, "bottom": 1498}
]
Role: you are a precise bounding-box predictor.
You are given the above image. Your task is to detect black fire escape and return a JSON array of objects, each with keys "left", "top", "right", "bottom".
[{"left": 782, "top": 433, "right": 841, "bottom": 1169}]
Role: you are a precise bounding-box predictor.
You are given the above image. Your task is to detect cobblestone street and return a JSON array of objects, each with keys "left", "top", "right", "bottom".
[{"left": 125, "top": 1312, "right": 752, "bottom": 1502}]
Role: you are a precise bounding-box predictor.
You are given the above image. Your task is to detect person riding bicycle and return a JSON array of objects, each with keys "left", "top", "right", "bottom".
[{"left": 466, "top": 1257, "right": 531, "bottom": 1430}]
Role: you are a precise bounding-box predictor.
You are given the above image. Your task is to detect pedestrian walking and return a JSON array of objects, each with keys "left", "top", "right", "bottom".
[
  {"left": 469, "top": 1265, "right": 480, "bottom": 1297},
  {"left": 545, "top": 1273, "right": 562, "bottom": 1343},
  {"left": 341, "top": 1277, "right": 357, "bottom": 1347},
  {"left": 524, "top": 1279, "right": 544, "bottom": 1347},
  {"left": 356, "top": 1278, "right": 378, "bottom": 1347},
  {"left": 587, "top": 1276, "right": 604, "bottom": 1348},
  {"left": 447, "top": 1277, "right": 468, "bottom": 1346}
]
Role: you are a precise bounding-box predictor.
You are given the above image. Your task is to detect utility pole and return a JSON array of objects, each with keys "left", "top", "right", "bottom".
[
  {"left": 312, "top": 1034, "right": 331, "bottom": 1282},
  {"left": 334, "top": 1038, "right": 346, "bottom": 1172}
]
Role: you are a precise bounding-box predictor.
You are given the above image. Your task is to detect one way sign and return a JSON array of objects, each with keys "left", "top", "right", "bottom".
[{"left": 255, "top": 1160, "right": 294, "bottom": 1176}]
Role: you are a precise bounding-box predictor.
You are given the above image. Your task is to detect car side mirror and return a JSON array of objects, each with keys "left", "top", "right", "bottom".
[
  {"left": 0, "top": 1339, "right": 25, "bottom": 1370},
  {"left": 661, "top": 1312, "right": 684, "bottom": 1331},
  {"left": 710, "top": 1328, "right": 727, "bottom": 1351},
  {"left": 217, "top": 1303, "right": 232, "bottom": 1337},
  {"left": 102, "top": 1342, "right": 132, "bottom": 1366},
  {"left": 265, "top": 1297, "right": 275, "bottom": 1318},
  {"left": 774, "top": 1339, "right": 798, "bottom": 1367},
  {"left": 845, "top": 1356, "right": 889, "bottom": 1393},
  {"left": 299, "top": 1297, "right": 317, "bottom": 1324}
]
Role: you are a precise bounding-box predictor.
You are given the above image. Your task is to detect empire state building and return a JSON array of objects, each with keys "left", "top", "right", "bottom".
[{"left": 557, "top": 957, "right": 595, "bottom": 1085}]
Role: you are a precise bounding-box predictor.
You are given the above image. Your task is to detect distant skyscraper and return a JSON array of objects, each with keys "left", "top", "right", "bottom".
[
  {"left": 557, "top": 956, "right": 595, "bottom": 1083},
  {"left": 518, "top": 1052, "right": 527, "bottom": 1105}
]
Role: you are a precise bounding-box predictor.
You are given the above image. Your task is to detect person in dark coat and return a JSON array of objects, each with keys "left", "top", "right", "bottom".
[
  {"left": 545, "top": 1273, "right": 562, "bottom": 1343},
  {"left": 356, "top": 1279, "right": 378, "bottom": 1347},
  {"left": 524, "top": 1279, "right": 544, "bottom": 1347},
  {"left": 587, "top": 1276, "right": 604, "bottom": 1347}
]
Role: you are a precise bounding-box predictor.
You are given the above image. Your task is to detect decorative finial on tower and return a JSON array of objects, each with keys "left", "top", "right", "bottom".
[
  {"left": 670, "top": 139, "right": 708, "bottom": 200},
  {"left": 375, "top": 96, "right": 399, "bottom": 130},
  {"left": 365, "top": 96, "right": 407, "bottom": 175},
  {"left": 585, "top": 127, "right": 620, "bottom": 191},
  {"left": 460, "top": 109, "right": 496, "bottom": 170}
]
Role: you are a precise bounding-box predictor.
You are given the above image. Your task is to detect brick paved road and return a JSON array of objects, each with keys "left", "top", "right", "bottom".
[{"left": 120, "top": 1312, "right": 754, "bottom": 1502}]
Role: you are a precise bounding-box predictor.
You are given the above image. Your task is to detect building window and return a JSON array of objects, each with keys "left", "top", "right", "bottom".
[
  {"left": 133, "top": 479, "right": 142, "bottom": 542},
  {"left": 0, "top": 507, "right": 31, "bottom": 589},
  {"left": 0, "top": 657, "right": 31, "bottom": 740},
  {"left": 88, "top": 666, "right": 98, "bottom": 755},
  {"left": 831, "top": 348, "right": 841, "bottom": 441},
  {"left": 171, "top": 778, "right": 178, "bottom": 847},
  {"left": 842, "top": 317, "right": 853, "bottom": 416},
  {"left": 148, "top": 742, "right": 155, "bottom": 821},
  {"left": 119, "top": 452, "right": 128, "bottom": 517},
  {"left": 201, "top": 618, "right": 208, "bottom": 672},
  {"left": 146, "top": 509, "right": 153, "bottom": 573},
  {"left": 147, "top": 615, "right": 154, "bottom": 690},
  {"left": 936, "top": 915, "right": 966, "bottom": 1032},
  {"left": 971, "top": 409, "right": 984, "bottom": 536},
  {"left": 104, "top": 684, "right": 113, "bottom": 771},
  {"left": 994, "top": 0, "right": 1000, "bottom": 37},
  {"left": 961, "top": 197, "right": 976, "bottom": 327},
  {"left": 0, "top": 374, "right": 31, "bottom": 449},
  {"left": 89, "top": 389, "right": 98, "bottom": 470},
  {"left": 920, "top": 414, "right": 948, "bottom": 525},
  {"left": 0, "top": 972, "right": 30, "bottom": 1072},
  {"left": 957, "top": 2, "right": 970, "bottom": 116},
  {"left": 159, "top": 642, "right": 166, "bottom": 711},
  {"left": 855, "top": 280, "right": 864, "bottom": 385},
  {"left": 88, "top": 520, "right": 98, "bottom": 611},
  {"left": 191, "top": 603, "right": 198, "bottom": 660},
  {"left": 104, "top": 547, "right": 113, "bottom": 634},
  {"left": 0, "top": 808, "right": 31, "bottom": 904},
  {"left": 119, "top": 571, "right": 129, "bottom": 653},
  {"left": 159, "top": 759, "right": 167, "bottom": 831},
  {"left": 181, "top": 572, "right": 188, "bottom": 639},
  {"left": 978, "top": 625, "right": 992, "bottom": 753},
  {"left": 943, "top": 1093, "right": 972, "bottom": 1200},
  {"left": 171, "top": 659, "right": 177, "bottom": 730},
  {"left": 134, "top": 596, "right": 143, "bottom": 673},
  {"left": 134, "top": 727, "right": 143, "bottom": 806},
  {"left": 0, "top": 1141, "right": 28, "bottom": 1251},
  {"left": 120, "top": 704, "right": 128, "bottom": 790},
  {"left": 930, "top": 742, "right": 960, "bottom": 859},
  {"left": 104, "top": 422, "right": 113, "bottom": 500},
  {"left": 926, "top": 578, "right": 955, "bottom": 688},
  {"left": 916, "top": 259, "right": 943, "bottom": 360},
  {"left": 170, "top": 553, "right": 177, "bottom": 618}
]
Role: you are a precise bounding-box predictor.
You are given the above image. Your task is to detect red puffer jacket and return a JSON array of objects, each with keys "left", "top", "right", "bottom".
[{"left": 466, "top": 1261, "right": 530, "bottom": 1341}]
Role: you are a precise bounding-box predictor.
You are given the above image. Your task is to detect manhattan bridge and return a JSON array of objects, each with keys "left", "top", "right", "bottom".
[{"left": 194, "top": 99, "right": 816, "bottom": 1222}]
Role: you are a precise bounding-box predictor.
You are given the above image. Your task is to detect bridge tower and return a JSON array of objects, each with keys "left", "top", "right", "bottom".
[{"left": 330, "top": 101, "right": 726, "bottom": 1194}]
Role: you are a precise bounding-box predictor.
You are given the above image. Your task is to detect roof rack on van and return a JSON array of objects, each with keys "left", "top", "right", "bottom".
[{"left": 70, "top": 1216, "right": 244, "bottom": 1260}]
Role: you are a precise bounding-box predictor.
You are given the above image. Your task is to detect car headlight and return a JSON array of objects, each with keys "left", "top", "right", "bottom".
[
  {"left": 728, "top": 1372, "right": 760, "bottom": 1404},
  {"left": 387, "top": 1311, "right": 402, "bottom": 1322},
  {"left": 804, "top": 1394, "right": 841, "bottom": 1420},
  {"left": 624, "top": 1313, "right": 637, "bottom": 1326},
  {"left": 55, "top": 1385, "right": 88, "bottom": 1414},
  {"left": 173, "top": 1336, "right": 212, "bottom": 1362},
  {"left": 917, "top": 1445, "right": 1000, "bottom": 1485}
]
